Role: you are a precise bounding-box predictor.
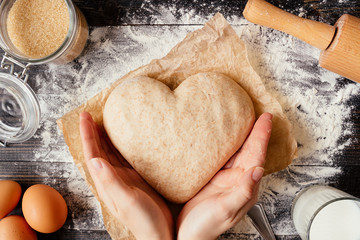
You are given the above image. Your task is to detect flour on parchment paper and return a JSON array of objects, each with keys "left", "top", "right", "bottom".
[{"left": 30, "top": 7, "right": 359, "bottom": 237}]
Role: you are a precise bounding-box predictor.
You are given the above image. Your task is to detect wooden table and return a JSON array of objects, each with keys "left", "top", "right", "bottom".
[{"left": 1, "top": 0, "right": 360, "bottom": 239}]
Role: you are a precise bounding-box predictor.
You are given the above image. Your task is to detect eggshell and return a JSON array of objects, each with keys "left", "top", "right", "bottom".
[
  {"left": 22, "top": 184, "right": 68, "bottom": 233},
  {"left": 0, "top": 215, "right": 37, "bottom": 240},
  {"left": 0, "top": 180, "right": 22, "bottom": 219}
]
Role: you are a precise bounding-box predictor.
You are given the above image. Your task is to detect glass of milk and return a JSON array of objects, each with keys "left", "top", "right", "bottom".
[{"left": 291, "top": 185, "right": 360, "bottom": 240}]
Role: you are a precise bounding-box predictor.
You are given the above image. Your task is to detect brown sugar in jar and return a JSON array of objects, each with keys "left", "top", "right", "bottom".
[
  {"left": 7, "top": 0, "right": 70, "bottom": 59},
  {"left": 0, "top": 0, "right": 88, "bottom": 64},
  {"left": 0, "top": 0, "right": 88, "bottom": 146}
]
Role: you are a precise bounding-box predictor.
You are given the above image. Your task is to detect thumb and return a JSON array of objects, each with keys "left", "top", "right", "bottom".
[{"left": 86, "top": 158, "right": 130, "bottom": 217}]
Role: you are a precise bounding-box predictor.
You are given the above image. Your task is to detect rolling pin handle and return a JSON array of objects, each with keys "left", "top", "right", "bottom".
[{"left": 243, "top": 0, "right": 336, "bottom": 50}]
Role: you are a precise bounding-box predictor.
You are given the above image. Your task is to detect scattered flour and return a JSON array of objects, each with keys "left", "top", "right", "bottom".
[
  {"left": 238, "top": 22, "right": 359, "bottom": 166},
  {"left": 26, "top": 2, "right": 359, "bottom": 237}
]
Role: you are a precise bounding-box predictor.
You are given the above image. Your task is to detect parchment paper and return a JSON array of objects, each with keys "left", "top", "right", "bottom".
[{"left": 57, "top": 13, "right": 297, "bottom": 240}]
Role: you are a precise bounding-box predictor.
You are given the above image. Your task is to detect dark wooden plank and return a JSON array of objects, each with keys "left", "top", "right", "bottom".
[
  {"left": 2, "top": 161, "right": 357, "bottom": 239},
  {"left": 73, "top": 0, "right": 246, "bottom": 26},
  {"left": 220, "top": 233, "right": 262, "bottom": 240},
  {"left": 220, "top": 233, "right": 301, "bottom": 240},
  {"left": 71, "top": 0, "right": 360, "bottom": 26},
  {"left": 3, "top": 22, "right": 360, "bottom": 166},
  {"left": 36, "top": 230, "right": 110, "bottom": 240}
]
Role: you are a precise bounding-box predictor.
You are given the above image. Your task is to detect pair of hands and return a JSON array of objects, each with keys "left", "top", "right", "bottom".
[{"left": 80, "top": 112, "right": 272, "bottom": 240}]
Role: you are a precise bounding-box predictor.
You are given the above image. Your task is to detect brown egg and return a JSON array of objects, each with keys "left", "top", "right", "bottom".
[
  {"left": 0, "top": 180, "right": 22, "bottom": 219},
  {"left": 0, "top": 215, "right": 37, "bottom": 240},
  {"left": 22, "top": 184, "right": 68, "bottom": 233}
]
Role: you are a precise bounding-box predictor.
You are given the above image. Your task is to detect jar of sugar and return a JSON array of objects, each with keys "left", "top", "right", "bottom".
[{"left": 0, "top": 0, "right": 88, "bottom": 146}]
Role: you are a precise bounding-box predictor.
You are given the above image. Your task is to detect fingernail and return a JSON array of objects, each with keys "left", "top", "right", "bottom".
[
  {"left": 80, "top": 112, "right": 86, "bottom": 119},
  {"left": 252, "top": 167, "right": 264, "bottom": 182},
  {"left": 90, "top": 158, "right": 103, "bottom": 171}
]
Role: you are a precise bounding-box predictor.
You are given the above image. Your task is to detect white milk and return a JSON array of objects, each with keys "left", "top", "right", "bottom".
[
  {"left": 292, "top": 185, "right": 360, "bottom": 240},
  {"left": 309, "top": 200, "right": 360, "bottom": 240}
]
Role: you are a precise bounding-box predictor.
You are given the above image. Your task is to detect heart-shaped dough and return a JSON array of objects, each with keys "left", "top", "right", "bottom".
[{"left": 103, "top": 72, "right": 255, "bottom": 203}]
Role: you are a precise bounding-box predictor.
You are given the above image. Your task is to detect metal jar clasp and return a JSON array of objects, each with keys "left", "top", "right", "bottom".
[{"left": 1, "top": 53, "right": 31, "bottom": 82}]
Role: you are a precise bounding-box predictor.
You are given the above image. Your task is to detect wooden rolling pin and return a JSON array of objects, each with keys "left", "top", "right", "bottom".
[{"left": 243, "top": 0, "right": 360, "bottom": 83}]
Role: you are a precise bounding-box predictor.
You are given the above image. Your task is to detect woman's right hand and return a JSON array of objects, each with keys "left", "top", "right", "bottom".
[{"left": 80, "top": 112, "right": 174, "bottom": 240}]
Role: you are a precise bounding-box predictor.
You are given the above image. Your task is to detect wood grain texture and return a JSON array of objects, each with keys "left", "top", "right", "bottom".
[
  {"left": 319, "top": 14, "right": 360, "bottom": 83},
  {"left": 71, "top": 0, "right": 360, "bottom": 26},
  {"left": 1, "top": 162, "right": 358, "bottom": 240},
  {"left": 243, "top": 0, "right": 336, "bottom": 50},
  {"left": 1, "top": 1, "right": 360, "bottom": 240}
]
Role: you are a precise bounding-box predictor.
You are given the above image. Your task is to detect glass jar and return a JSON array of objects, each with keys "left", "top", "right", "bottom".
[
  {"left": 0, "top": 0, "right": 88, "bottom": 146},
  {"left": 0, "top": 0, "right": 89, "bottom": 65},
  {"left": 292, "top": 185, "right": 360, "bottom": 240}
]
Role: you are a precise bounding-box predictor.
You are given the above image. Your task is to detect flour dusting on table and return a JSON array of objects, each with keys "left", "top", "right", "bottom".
[
  {"left": 28, "top": 5, "right": 360, "bottom": 237},
  {"left": 238, "top": 21, "right": 359, "bottom": 166}
]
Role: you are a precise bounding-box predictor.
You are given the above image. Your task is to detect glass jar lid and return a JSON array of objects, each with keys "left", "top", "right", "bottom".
[{"left": 0, "top": 72, "right": 40, "bottom": 146}]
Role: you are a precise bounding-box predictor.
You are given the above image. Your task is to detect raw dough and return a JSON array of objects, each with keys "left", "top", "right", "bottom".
[{"left": 103, "top": 72, "right": 255, "bottom": 203}]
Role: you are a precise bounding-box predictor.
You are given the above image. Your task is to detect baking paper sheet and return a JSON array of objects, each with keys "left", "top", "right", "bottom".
[{"left": 57, "top": 13, "right": 297, "bottom": 239}]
